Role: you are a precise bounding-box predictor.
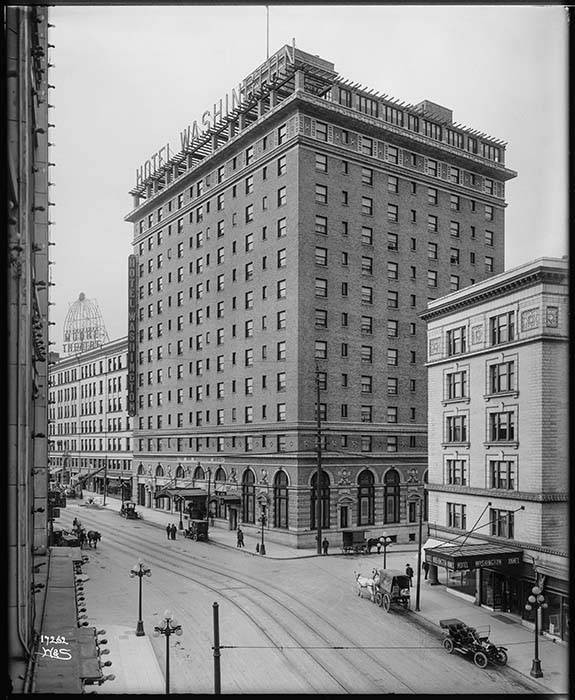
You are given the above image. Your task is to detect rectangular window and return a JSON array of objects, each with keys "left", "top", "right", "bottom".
[
  {"left": 427, "top": 187, "right": 438, "bottom": 205},
  {"left": 428, "top": 242, "right": 438, "bottom": 259},
  {"left": 360, "top": 345, "right": 373, "bottom": 363},
  {"left": 489, "top": 411, "right": 516, "bottom": 442},
  {"left": 449, "top": 166, "right": 460, "bottom": 184},
  {"left": 315, "top": 247, "right": 328, "bottom": 266},
  {"left": 361, "top": 286, "right": 373, "bottom": 304},
  {"left": 315, "top": 308, "right": 327, "bottom": 328},
  {"left": 387, "top": 290, "right": 398, "bottom": 309},
  {"left": 315, "top": 278, "right": 328, "bottom": 297},
  {"left": 315, "top": 153, "right": 328, "bottom": 172},
  {"left": 447, "top": 326, "right": 467, "bottom": 356},
  {"left": 358, "top": 95, "right": 378, "bottom": 117},
  {"left": 361, "top": 226, "right": 373, "bottom": 245},
  {"left": 447, "top": 503, "right": 467, "bottom": 530},
  {"left": 277, "top": 124, "right": 287, "bottom": 144},
  {"left": 428, "top": 214, "right": 438, "bottom": 232},
  {"left": 490, "top": 508, "right": 514, "bottom": 538},
  {"left": 450, "top": 194, "right": 460, "bottom": 211},
  {"left": 427, "top": 158, "right": 438, "bottom": 176},
  {"left": 490, "top": 312, "right": 515, "bottom": 345},
  {"left": 360, "top": 315, "right": 373, "bottom": 334},
  {"left": 277, "top": 187, "right": 287, "bottom": 207},
  {"left": 361, "top": 196, "right": 373, "bottom": 216},
  {"left": 277, "top": 279, "right": 287, "bottom": 299},
  {"left": 387, "top": 261, "right": 398, "bottom": 280},
  {"left": 387, "top": 204, "right": 398, "bottom": 222},
  {"left": 386, "top": 436, "right": 398, "bottom": 452},
  {"left": 277, "top": 155, "right": 287, "bottom": 176},
  {"left": 388, "top": 232, "right": 398, "bottom": 251},
  {"left": 387, "top": 377, "right": 398, "bottom": 394},
  {"left": 315, "top": 121, "right": 328, "bottom": 141},
  {"left": 427, "top": 270, "right": 438, "bottom": 288},
  {"left": 315, "top": 340, "right": 327, "bottom": 359},
  {"left": 387, "top": 348, "right": 398, "bottom": 366},
  {"left": 446, "top": 370, "right": 467, "bottom": 399},
  {"left": 485, "top": 204, "right": 494, "bottom": 221},
  {"left": 361, "top": 136, "right": 373, "bottom": 156},
  {"left": 450, "top": 221, "right": 460, "bottom": 238},
  {"left": 446, "top": 414, "right": 467, "bottom": 442},
  {"left": 387, "top": 319, "right": 398, "bottom": 337},
  {"left": 362, "top": 256, "right": 374, "bottom": 275},
  {"left": 490, "top": 460, "right": 516, "bottom": 490},
  {"left": 485, "top": 256, "right": 494, "bottom": 272},
  {"left": 450, "top": 275, "right": 460, "bottom": 291},
  {"left": 361, "top": 405, "right": 373, "bottom": 423},
  {"left": 362, "top": 167, "right": 374, "bottom": 186},
  {"left": 315, "top": 184, "right": 328, "bottom": 204},
  {"left": 489, "top": 360, "right": 515, "bottom": 393},
  {"left": 315, "top": 215, "right": 328, "bottom": 235}
]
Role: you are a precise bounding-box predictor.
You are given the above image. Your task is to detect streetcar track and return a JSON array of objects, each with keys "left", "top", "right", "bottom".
[
  {"left": 69, "top": 509, "right": 417, "bottom": 693},
  {"left": 66, "top": 507, "right": 542, "bottom": 694}
]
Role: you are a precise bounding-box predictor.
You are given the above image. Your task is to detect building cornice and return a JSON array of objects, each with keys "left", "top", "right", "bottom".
[{"left": 427, "top": 483, "right": 568, "bottom": 503}]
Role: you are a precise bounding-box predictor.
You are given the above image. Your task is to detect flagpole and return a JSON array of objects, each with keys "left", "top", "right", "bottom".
[{"left": 266, "top": 5, "right": 269, "bottom": 59}]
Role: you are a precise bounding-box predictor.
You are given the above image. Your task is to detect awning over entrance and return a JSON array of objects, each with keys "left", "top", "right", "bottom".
[
  {"left": 154, "top": 487, "right": 207, "bottom": 500},
  {"left": 425, "top": 542, "right": 523, "bottom": 571},
  {"left": 218, "top": 494, "right": 241, "bottom": 503}
]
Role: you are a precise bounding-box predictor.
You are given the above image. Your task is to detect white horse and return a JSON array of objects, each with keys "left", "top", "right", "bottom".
[{"left": 354, "top": 569, "right": 378, "bottom": 601}]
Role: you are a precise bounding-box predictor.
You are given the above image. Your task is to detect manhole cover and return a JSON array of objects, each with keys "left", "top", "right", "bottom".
[{"left": 491, "top": 614, "right": 517, "bottom": 624}]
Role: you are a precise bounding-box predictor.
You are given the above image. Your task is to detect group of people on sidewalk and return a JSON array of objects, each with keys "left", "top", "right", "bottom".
[{"left": 165, "top": 523, "right": 178, "bottom": 540}]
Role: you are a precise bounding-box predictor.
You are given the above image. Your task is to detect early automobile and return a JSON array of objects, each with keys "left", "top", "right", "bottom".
[
  {"left": 184, "top": 519, "right": 208, "bottom": 541},
  {"left": 439, "top": 618, "right": 508, "bottom": 668},
  {"left": 120, "top": 501, "right": 142, "bottom": 519},
  {"left": 372, "top": 569, "right": 411, "bottom": 612}
]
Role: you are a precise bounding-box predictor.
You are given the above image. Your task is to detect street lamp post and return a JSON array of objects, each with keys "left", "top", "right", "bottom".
[
  {"left": 177, "top": 496, "right": 184, "bottom": 530},
  {"left": 380, "top": 534, "right": 392, "bottom": 569},
  {"left": 525, "top": 585, "right": 548, "bottom": 678},
  {"left": 259, "top": 505, "right": 267, "bottom": 555},
  {"left": 129, "top": 560, "right": 151, "bottom": 636},
  {"left": 206, "top": 466, "right": 212, "bottom": 533},
  {"left": 153, "top": 610, "right": 183, "bottom": 695}
]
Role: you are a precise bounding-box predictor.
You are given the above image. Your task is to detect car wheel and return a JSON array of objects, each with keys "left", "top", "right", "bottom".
[
  {"left": 474, "top": 651, "right": 488, "bottom": 668},
  {"left": 495, "top": 648, "right": 508, "bottom": 666},
  {"left": 383, "top": 593, "right": 391, "bottom": 612},
  {"left": 443, "top": 637, "right": 454, "bottom": 654}
]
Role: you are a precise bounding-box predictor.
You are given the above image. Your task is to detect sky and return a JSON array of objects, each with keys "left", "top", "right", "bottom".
[{"left": 48, "top": 4, "right": 568, "bottom": 352}]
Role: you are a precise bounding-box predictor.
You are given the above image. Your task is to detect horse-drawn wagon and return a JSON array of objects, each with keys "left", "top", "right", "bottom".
[
  {"left": 439, "top": 618, "right": 508, "bottom": 668},
  {"left": 341, "top": 529, "right": 370, "bottom": 554},
  {"left": 184, "top": 519, "right": 208, "bottom": 541},
  {"left": 372, "top": 569, "right": 411, "bottom": 612}
]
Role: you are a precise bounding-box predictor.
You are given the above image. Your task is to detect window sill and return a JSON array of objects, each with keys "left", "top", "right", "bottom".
[
  {"left": 484, "top": 441, "right": 519, "bottom": 449},
  {"left": 442, "top": 397, "right": 470, "bottom": 406},
  {"left": 484, "top": 390, "right": 519, "bottom": 401},
  {"left": 441, "top": 442, "right": 470, "bottom": 449}
]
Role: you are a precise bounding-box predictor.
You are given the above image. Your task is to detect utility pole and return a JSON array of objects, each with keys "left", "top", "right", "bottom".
[{"left": 315, "top": 363, "right": 323, "bottom": 555}]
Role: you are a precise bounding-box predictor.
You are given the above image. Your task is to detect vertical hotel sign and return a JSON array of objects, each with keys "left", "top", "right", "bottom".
[{"left": 127, "top": 255, "right": 138, "bottom": 417}]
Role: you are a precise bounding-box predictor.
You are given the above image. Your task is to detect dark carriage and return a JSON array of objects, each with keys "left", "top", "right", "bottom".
[
  {"left": 372, "top": 569, "right": 411, "bottom": 612},
  {"left": 120, "top": 501, "right": 142, "bottom": 519},
  {"left": 341, "top": 529, "right": 370, "bottom": 554},
  {"left": 184, "top": 519, "right": 208, "bottom": 541},
  {"left": 439, "top": 618, "right": 508, "bottom": 668}
]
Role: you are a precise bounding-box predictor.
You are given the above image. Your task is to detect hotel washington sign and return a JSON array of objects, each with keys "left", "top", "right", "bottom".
[
  {"left": 127, "top": 254, "right": 138, "bottom": 417},
  {"left": 135, "top": 45, "right": 296, "bottom": 187}
]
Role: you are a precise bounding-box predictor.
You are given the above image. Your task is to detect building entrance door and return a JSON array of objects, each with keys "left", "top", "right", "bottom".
[
  {"left": 229, "top": 507, "right": 237, "bottom": 530},
  {"left": 339, "top": 506, "right": 348, "bottom": 529}
]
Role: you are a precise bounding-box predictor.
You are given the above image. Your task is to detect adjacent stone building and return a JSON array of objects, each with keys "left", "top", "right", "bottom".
[{"left": 421, "top": 257, "right": 568, "bottom": 640}]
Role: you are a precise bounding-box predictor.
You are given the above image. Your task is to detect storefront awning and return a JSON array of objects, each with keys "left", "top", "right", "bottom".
[
  {"left": 219, "top": 494, "right": 242, "bottom": 502},
  {"left": 154, "top": 487, "right": 207, "bottom": 500},
  {"left": 426, "top": 542, "right": 522, "bottom": 571}
]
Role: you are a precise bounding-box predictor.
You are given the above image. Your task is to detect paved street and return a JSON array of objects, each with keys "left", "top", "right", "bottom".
[{"left": 55, "top": 500, "right": 564, "bottom": 695}]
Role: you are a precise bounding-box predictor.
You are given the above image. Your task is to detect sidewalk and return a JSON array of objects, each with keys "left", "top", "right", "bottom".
[{"left": 81, "top": 491, "right": 570, "bottom": 695}]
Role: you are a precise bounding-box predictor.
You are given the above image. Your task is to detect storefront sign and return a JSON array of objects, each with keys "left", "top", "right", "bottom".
[
  {"left": 127, "top": 254, "right": 138, "bottom": 417},
  {"left": 426, "top": 546, "right": 522, "bottom": 571}
]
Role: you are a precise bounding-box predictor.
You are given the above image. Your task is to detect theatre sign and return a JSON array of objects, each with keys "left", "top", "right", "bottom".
[{"left": 426, "top": 543, "right": 522, "bottom": 571}]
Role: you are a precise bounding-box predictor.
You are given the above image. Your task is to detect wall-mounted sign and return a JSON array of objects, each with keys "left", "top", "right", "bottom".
[{"left": 127, "top": 254, "right": 138, "bottom": 417}]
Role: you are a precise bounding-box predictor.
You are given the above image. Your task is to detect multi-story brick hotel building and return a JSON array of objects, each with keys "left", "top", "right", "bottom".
[{"left": 124, "top": 44, "right": 516, "bottom": 547}]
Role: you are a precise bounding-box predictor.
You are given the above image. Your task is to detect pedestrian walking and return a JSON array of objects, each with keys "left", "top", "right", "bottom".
[
  {"left": 322, "top": 537, "right": 329, "bottom": 555},
  {"left": 170, "top": 523, "right": 177, "bottom": 540},
  {"left": 422, "top": 560, "right": 429, "bottom": 580},
  {"left": 166, "top": 523, "right": 172, "bottom": 539},
  {"left": 236, "top": 527, "right": 244, "bottom": 548},
  {"left": 405, "top": 563, "right": 414, "bottom": 586}
]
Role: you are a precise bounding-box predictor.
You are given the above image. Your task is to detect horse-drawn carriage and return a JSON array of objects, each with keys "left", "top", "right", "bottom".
[
  {"left": 120, "top": 501, "right": 142, "bottom": 520},
  {"left": 341, "top": 529, "right": 370, "bottom": 554},
  {"left": 372, "top": 569, "right": 411, "bottom": 612},
  {"left": 439, "top": 618, "right": 508, "bottom": 668},
  {"left": 183, "top": 519, "right": 208, "bottom": 541}
]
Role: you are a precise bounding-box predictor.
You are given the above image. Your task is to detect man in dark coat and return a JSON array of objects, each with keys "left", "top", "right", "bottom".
[
  {"left": 170, "top": 523, "right": 177, "bottom": 540},
  {"left": 166, "top": 523, "right": 172, "bottom": 539},
  {"left": 405, "top": 563, "right": 414, "bottom": 586}
]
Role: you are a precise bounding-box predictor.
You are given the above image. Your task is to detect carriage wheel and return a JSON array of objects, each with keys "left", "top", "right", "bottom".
[
  {"left": 474, "top": 651, "right": 488, "bottom": 668},
  {"left": 442, "top": 638, "right": 454, "bottom": 654},
  {"left": 383, "top": 593, "right": 391, "bottom": 612},
  {"left": 494, "top": 648, "right": 508, "bottom": 666},
  {"left": 375, "top": 591, "right": 383, "bottom": 607}
]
